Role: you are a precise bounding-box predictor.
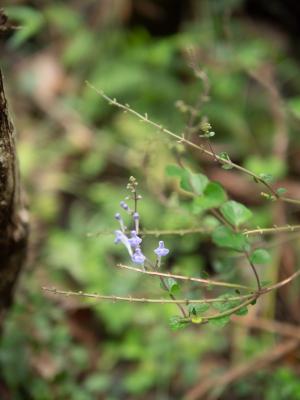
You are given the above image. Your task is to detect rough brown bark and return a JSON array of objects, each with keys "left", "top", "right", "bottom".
[{"left": 0, "top": 67, "right": 28, "bottom": 327}]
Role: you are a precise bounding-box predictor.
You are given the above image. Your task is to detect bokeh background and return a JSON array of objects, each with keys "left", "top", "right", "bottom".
[{"left": 1, "top": 1, "right": 300, "bottom": 399}]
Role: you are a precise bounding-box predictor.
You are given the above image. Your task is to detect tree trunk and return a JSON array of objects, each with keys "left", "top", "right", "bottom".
[{"left": 0, "top": 67, "right": 28, "bottom": 328}]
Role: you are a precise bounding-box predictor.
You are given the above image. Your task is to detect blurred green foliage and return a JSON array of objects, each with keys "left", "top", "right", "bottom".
[{"left": 1, "top": 0, "right": 300, "bottom": 399}]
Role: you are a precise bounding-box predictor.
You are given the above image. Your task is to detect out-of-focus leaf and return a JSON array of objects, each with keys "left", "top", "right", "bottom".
[
  {"left": 209, "top": 316, "right": 230, "bottom": 327},
  {"left": 212, "top": 226, "right": 249, "bottom": 251},
  {"left": 220, "top": 200, "right": 252, "bottom": 227},
  {"left": 193, "top": 182, "right": 227, "bottom": 213},
  {"left": 166, "top": 165, "right": 208, "bottom": 195},
  {"left": 250, "top": 249, "right": 271, "bottom": 265},
  {"left": 6, "top": 6, "right": 45, "bottom": 48}
]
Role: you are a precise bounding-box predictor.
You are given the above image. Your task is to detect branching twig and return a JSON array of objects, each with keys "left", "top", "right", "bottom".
[
  {"left": 86, "top": 82, "right": 300, "bottom": 206},
  {"left": 42, "top": 266, "right": 300, "bottom": 320}
]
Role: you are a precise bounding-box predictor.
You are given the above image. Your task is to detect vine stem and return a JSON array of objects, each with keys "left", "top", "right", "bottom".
[
  {"left": 181, "top": 294, "right": 258, "bottom": 323},
  {"left": 117, "top": 263, "right": 254, "bottom": 291},
  {"left": 87, "top": 224, "right": 300, "bottom": 238},
  {"left": 86, "top": 82, "right": 300, "bottom": 206},
  {"left": 158, "top": 275, "right": 187, "bottom": 317},
  {"left": 42, "top": 287, "right": 253, "bottom": 304},
  {"left": 42, "top": 268, "right": 300, "bottom": 320},
  {"left": 245, "top": 252, "right": 261, "bottom": 291}
]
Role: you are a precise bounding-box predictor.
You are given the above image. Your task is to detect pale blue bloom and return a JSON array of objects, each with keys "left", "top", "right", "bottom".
[
  {"left": 114, "top": 230, "right": 133, "bottom": 257},
  {"left": 154, "top": 241, "right": 169, "bottom": 257},
  {"left": 128, "top": 230, "right": 142, "bottom": 248},
  {"left": 132, "top": 248, "right": 145, "bottom": 265}
]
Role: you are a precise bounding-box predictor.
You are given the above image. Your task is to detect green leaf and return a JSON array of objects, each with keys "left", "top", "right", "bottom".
[
  {"left": 182, "top": 173, "right": 209, "bottom": 195},
  {"left": 169, "top": 316, "right": 189, "bottom": 331},
  {"left": 219, "top": 151, "right": 233, "bottom": 170},
  {"left": 276, "top": 187, "right": 287, "bottom": 196},
  {"left": 188, "top": 303, "right": 210, "bottom": 316},
  {"left": 212, "top": 226, "right": 249, "bottom": 252},
  {"left": 212, "top": 294, "right": 239, "bottom": 312},
  {"left": 165, "top": 278, "right": 180, "bottom": 295},
  {"left": 165, "top": 165, "right": 208, "bottom": 195},
  {"left": 209, "top": 316, "right": 230, "bottom": 327},
  {"left": 235, "top": 306, "right": 248, "bottom": 316},
  {"left": 193, "top": 182, "right": 227, "bottom": 213},
  {"left": 5, "top": 6, "right": 45, "bottom": 48},
  {"left": 250, "top": 249, "right": 271, "bottom": 265},
  {"left": 213, "top": 258, "right": 233, "bottom": 274},
  {"left": 165, "top": 164, "right": 183, "bottom": 177},
  {"left": 259, "top": 173, "right": 274, "bottom": 184},
  {"left": 220, "top": 200, "right": 252, "bottom": 227},
  {"left": 199, "top": 131, "right": 215, "bottom": 138}
]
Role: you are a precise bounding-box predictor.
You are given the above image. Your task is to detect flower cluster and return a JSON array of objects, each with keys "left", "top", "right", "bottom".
[{"left": 114, "top": 178, "right": 169, "bottom": 267}]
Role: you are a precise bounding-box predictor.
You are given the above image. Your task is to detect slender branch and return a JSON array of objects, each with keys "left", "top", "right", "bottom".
[
  {"left": 263, "top": 269, "right": 300, "bottom": 293},
  {"left": 243, "top": 224, "right": 300, "bottom": 236},
  {"left": 141, "top": 227, "right": 208, "bottom": 236},
  {"left": 42, "top": 287, "right": 253, "bottom": 304},
  {"left": 158, "top": 274, "right": 187, "bottom": 317},
  {"left": 86, "top": 82, "right": 300, "bottom": 206},
  {"left": 117, "top": 264, "right": 254, "bottom": 291},
  {"left": 42, "top": 267, "right": 300, "bottom": 323},
  {"left": 245, "top": 252, "right": 261, "bottom": 291},
  {"left": 87, "top": 224, "right": 300, "bottom": 238},
  {"left": 190, "top": 295, "right": 258, "bottom": 322}
]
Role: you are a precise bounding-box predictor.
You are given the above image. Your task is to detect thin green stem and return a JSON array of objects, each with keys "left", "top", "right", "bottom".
[{"left": 87, "top": 82, "right": 300, "bottom": 206}]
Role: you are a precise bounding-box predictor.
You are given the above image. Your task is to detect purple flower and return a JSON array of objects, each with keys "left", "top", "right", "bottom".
[
  {"left": 128, "top": 230, "right": 142, "bottom": 248},
  {"left": 131, "top": 248, "right": 145, "bottom": 265},
  {"left": 154, "top": 241, "right": 169, "bottom": 257},
  {"left": 115, "top": 213, "right": 121, "bottom": 220},
  {"left": 133, "top": 212, "right": 139, "bottom": 220},
  {"left": 115, "top": 212, "right": 125, "bottom": 232},
  {"left": 120, "top": 201, "right": 129, "bottom": 210},
  {"left": 114, "top": 230, "right": 133, "bottom": 257},
  {"left": 114, "top": 230, "right": 123, "bottom": 244},
  {"left": 133, "top": 212, "right": 139, "bottom": 232}
]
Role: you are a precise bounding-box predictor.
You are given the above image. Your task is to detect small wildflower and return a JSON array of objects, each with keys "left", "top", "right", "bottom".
[
  {"left": 133, "top": 212, "right": 139, "bottom": 233},
  {"left": 114, "top": 230, "right": 122, "bottom": 244},
  {"left": 114, "top": 230, "right": 133, "bottom": 257},
  {"left": 154, "top": 241, "right": 169, "bottom": 257},
  {"left": 131, "top": 248, "right": 145, "bottom": 265},
  {"left": 120, "top": 201, "right": 129, "bottom": 210},
  {"left": 128, "top": 230, "right": 142, "bottom": 248},
  {"left": 115, "top": 212, "right": 125, "bottom": 231}
]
